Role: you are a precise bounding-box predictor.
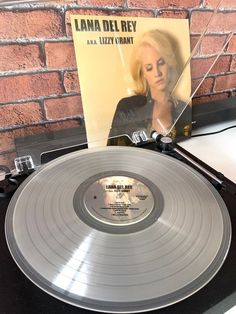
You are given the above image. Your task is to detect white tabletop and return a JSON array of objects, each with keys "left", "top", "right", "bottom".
[{"left": 179, "top": 121, "right": 236, "bottom": 183}]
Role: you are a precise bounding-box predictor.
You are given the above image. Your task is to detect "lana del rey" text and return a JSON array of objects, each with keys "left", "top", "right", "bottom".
[{"left": 74, "top": 19, "right": 137, "bottom": 33}]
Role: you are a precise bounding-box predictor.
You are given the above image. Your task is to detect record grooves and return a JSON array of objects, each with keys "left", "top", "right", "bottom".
[{"left": 5, "top": 147, "right": 232, "bottom": 313}]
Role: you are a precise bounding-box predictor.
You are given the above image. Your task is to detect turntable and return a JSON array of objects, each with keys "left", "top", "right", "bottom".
[{"left": 0, "top": 0, "right": 236, "bottom": 313}]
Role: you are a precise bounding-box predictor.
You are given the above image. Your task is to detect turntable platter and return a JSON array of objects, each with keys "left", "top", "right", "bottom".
[{"left": 5, "top": 147, "right": 231, "bottom": 313}]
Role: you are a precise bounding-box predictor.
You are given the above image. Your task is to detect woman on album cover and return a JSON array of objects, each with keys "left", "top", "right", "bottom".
[{"left": 108, "top": 29, "right": 191, "bottom": 146}]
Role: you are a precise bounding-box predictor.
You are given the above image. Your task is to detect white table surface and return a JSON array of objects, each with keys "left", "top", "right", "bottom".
[{"left": 179, "top": 121, "right": 236, "bottom": 183}]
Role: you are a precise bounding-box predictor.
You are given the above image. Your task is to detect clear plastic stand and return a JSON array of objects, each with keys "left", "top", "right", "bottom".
[{"left": 168, "top": 0, "right": 234, "bottom": 137}]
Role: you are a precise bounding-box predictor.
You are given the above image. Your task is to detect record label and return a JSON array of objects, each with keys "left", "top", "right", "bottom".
[{"left": 83, "top": 176, "right": 154, "bottom": 226}]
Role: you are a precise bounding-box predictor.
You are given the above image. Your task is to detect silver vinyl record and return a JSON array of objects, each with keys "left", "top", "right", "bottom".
[{"left": 5, "top": 146, "right": 231, "bottom": 313}]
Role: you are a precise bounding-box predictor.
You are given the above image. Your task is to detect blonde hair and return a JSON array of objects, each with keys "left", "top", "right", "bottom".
[{"left": 130, "top": 29, "right": 178, "bottom": 95}]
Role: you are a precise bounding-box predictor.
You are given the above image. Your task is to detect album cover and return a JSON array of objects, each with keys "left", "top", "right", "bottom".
[{"left": 71, "top": 15, "right": 192, "bottom": 147}]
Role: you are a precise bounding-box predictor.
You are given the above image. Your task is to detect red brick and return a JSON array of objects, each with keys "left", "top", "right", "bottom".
[
  {"left": 192, "top": 92, "right": 229, "bottom": 105},
  {"left": 0, "top": 44, "right": 43, "bottom": 72},
  {"left": 45, "top": 119, "right": 81, "bottom": 131},
  {"left": 65, "top": 9, "right": 153, "bottom": 36},
  {"left": 75, "top": 0, "right": 124, "bottom": 5},
  {"left": 13, "top": 121, "right": 81, "bottom": 139},
  {"left": 227, "top": 35, "right": 236, "bottom": 53},
  {"left": 64, "top": 71, "right": 80, "bottom": 93},
  {"left": 230, "top": 55, "right": 236, "bottom": 71},
  {"left": 191, "top": 11, "right": 236, "bottom": 34},
  {"left": 158, "top": 10, "right": 188, "bottom": 18},
  {"left": 27, "top": 0, "right": 74, "bottom": 3},
  {"left": 190, "top": 35, "right": 200, "bottom": 56},
  {"left": 0, "top": 102, "right": 42, "bottom": 128},
  {"left": 191, "top": 55, "right": 230, "bottom": 78},
  {"left": 115, "top": 10, "right": 154, "bottom": 17},
  {"left": 205, "top": 0, "right": 236, "bottom": 8},
  {"left": 191, "top": 35, "right": 230, "bottom": 59},
  {"left": 199, "top": 35, "right": 228, "bottom": 56},
  {"left": 191, "top": 77, "right": 214, "bottom": 96},
  {"left": 0, "top": 152, "right": 16, "bottom": 170},
  {"left": 0, "top": 73, "right": 63, "bottom": 103},
  {"left": 44, "top": 95, "right": 83, "bottom": 119},
  {"left": 190, "top": 12, "right": 210, "bottom": 34},
  {"left": 211, "top": 55, "right": 231, "bottom": 74},
  {"left": 0, "top": 10, "right": 63, "bottom": 40},
  {"left": 127, "top": 0, "right": 200, "bottom": 8},
  {"left": 36, "top": 0, "right": 76, "bottom": 3},
  {"left": 0, "top": 131, "right": 15, "bottom": 153},
  {"left": 215, "top": 73, "right": 236, "bottom": 91},
  {"left": 45, "top": 42, "right": 77, "bottom": 69},
  {"left": 14, "top": 125, "right": 48, "bottom": 138}
]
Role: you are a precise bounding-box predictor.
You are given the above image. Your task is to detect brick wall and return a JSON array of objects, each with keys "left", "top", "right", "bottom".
[{"left": 0, "top": 0, "right": 235, "bottom": 168}]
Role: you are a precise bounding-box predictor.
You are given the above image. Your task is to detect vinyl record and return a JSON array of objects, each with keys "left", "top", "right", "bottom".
[{"left": 5, "top": 146, "right": 231, "bottom": 313}]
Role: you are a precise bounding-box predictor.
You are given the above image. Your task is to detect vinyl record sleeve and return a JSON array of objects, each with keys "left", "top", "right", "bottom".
[{"left": 71, "top": 16, "right": 192, "bottom": 147}]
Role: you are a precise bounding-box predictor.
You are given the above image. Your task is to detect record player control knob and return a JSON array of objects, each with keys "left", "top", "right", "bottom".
[{"left": 160, "top": 136, "right": 173, "bottom": 153}]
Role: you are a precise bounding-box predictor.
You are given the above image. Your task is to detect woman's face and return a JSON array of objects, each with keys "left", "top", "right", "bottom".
[{"left": 139, "top": 44, "right": 170, "bottom": 92}]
